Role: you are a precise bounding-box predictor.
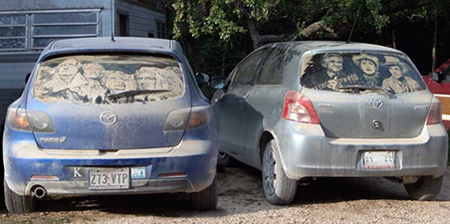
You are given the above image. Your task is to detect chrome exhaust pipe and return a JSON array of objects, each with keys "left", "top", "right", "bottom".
[{"left": 32, "top": 186, "right": 47, "bottom": 199}]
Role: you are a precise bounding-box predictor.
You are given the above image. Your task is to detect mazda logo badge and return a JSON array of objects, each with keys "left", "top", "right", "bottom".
[
  {"left": 99, "top": 111, "right": 117, "bottom": 125},
  {"left": 369, "top": 99, "right": 383, "bottom": 109}
]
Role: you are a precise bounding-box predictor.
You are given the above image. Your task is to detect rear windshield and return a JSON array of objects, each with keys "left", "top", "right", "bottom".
[
  {"left": 300, "top": 52, "right": 426, "bottom": 94},
  {"left": 34, "top": 54, "right": 184, "bottom": 104}
]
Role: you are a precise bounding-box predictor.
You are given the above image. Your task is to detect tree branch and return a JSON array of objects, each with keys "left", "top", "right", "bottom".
[
  {"left": 268, "top": 0, "right": 281, "bottom": 8},
  {"left": 299, "top": 21, "right": 337, "bottom": 38}
]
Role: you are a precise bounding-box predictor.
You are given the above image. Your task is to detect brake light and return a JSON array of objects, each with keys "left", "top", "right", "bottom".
[
  {"left": 426, "top": 101, "right": 442, "bottom": 125},
  {"left": 282, "top": 91, "right": 320, "bottom": 124},
  {"left": 163, "top": 106, "right": 211, "bottom": 131},
  {"left": 6, "top": 108, "right": 55, "bottom": 132}
]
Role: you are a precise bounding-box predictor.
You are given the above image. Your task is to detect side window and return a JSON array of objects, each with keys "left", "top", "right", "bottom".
[
  {"left": 233, "top": 51, "right": 265, "bottom": 87},
  {"left": 441, "top": 66, "right": 450, "bottom": 83},
  {"left": 257, "top": 47, "right": 284, "bottom": 85}
]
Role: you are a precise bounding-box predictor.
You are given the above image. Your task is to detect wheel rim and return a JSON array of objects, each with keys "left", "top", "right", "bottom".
[
  {"left": 263, "top": 149, "right": 277, "bottom": 196},
  {"left": 218, "top": 152, "right": 227, "bottom": 160}
]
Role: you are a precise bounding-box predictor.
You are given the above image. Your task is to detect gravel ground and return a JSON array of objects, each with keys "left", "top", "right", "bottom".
[{"left": 1, "top": 164, "right": 450, "bottom": 224}]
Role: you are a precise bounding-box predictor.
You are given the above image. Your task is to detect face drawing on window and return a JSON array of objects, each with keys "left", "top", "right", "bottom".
[
  {"left": 359, "top": 59, "right": 377, "bottom": 75},
  {"left": 388, "top": 65, "right": 404, "bottom": 79},
  {"left": 103, "top": 71, "right": 130, "bottom": 93},
  {"left": 384, "top": 56, "right": 409, "bottom": 80},
  {"left": 135, "top": 67, "right": 157, "bottom": 90},
  {"left": 82, "top": 63, "right": 105, "bottom": 79},
  {"left": 322, "top": 54, "right": 343, "bottom": 74},
  {"left": 56, "top": 59, "right": 81, "bottom": 83},
  {"left": 352, "top": 54, "right": 380, "bottom": 76}
]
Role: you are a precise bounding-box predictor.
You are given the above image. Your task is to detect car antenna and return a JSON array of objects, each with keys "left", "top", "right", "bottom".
[
  {"left": 110, "top": 0, "right": 115, "bottom": 42},
  {"left": 347, "top": 4, "right": 363, "bottom": 43}
]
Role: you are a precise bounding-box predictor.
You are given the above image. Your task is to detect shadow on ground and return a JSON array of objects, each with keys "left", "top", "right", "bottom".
[{"left": 1, "top": 161, "right": 441, "bottom": 218}]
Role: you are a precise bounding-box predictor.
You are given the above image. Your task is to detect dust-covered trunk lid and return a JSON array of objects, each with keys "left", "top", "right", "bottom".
[
  {"left": 29, "top": 100, "right": 188, "bottom": 149},
  {"left": 303, "top": 89, "right": 432, "bottom": 138},
  {"left": 27, "top": 54, "right": 188, "bottom": 149},
  {"left": 300, "top": 51, "right": 431, "bottom": 138}
]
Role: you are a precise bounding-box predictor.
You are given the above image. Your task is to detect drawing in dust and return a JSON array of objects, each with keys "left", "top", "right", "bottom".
[
  {"left": 382, "top": 56, "right": 421, "bottom": 93},
  {"left": 302, "top": 53, "right": 358, "bottom": 90},
  {"left": 352, "top": 53, "right": 382, "bottom": 86},
  {"left": 34, "top": 55, "right": 185, "bottom": 104}
]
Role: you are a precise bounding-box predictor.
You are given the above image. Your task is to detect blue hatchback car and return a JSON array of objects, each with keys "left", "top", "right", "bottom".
[{"left": 3, "top": 37, "right": 218, "bottom": 213}]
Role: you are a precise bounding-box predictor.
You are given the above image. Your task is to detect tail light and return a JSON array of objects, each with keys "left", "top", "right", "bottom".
[
  {"left": 6, "top": 108, "right": 55, "bottom": 132},
  {"left": 426, "top": 101, "right": 442, "bottom": 125},
  {"left": 283, "top": 91, "right": 320, "bottom": 124},
  {"left": 163, "top": 106, "right": 211, "bottom": 131}
]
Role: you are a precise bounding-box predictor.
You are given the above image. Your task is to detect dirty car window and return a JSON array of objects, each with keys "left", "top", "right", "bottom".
[
  {"left": 34, "top": 55, "right": 184, "bottom": 104},
  {"left": 300, "top": 52, "right": 426, "bottom": 94}
]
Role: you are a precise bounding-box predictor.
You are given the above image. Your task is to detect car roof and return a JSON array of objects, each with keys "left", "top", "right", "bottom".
[
  {"left": 269, "top": 41, "right": 402, "bottom": 54},
  {"left": 40, "top": 37, "right": 184, "bottom": 59}
]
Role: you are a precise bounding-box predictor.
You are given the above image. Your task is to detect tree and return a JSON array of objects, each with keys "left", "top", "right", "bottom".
[
  {"left": 167, "top": 0, "right": 390, "bottom": 49},
  {"left": 165, "top": 0, "right": 450, "bottom": 76}
]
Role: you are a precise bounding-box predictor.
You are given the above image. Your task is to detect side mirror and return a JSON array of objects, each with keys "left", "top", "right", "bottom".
[
  {"left": 195, "top": 72, "right": 210, "bottom": 85},
  {"left": 431, "top": 72, "right": 443, "bottom": 83},
  {"left": 213, "top": 82, "right": 225, "bottom": 90},
  {"left": 211, "top": 77, "right": 225, "bottom": 90},
  {"left": 25, "top": 73, "right": 31, "bottom": 84}
]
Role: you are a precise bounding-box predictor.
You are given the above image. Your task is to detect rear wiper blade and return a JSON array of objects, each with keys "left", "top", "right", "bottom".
[
  {"left": 107, "top": 89, "right": 171, "bottom": 100},
  {"left": 338, "top": 85, "right": 392, "bottom": 98}
]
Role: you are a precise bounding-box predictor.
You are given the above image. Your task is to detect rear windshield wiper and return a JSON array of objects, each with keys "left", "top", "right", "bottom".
[
  {"left": 338, "top": 85, "right": 392, "bottom": 98},
  {"left": 107, "top": 89, "right": 171, "bottom": 100}
]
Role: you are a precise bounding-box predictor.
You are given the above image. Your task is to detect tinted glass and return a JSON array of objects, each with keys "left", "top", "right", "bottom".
[
  {"left": 34, "top": 12, "right": 97, "bottom": 24},
  {"left": 234, "top": 51, "right": 265, "bottom": 87},
  {"left": 441, "top": 65, "right": 450, "bottom": 83},
  {"left": 257, "top": 48, "right": 284, "bottom": 85},
  {"left": 0, "top": 38, "right": 25, "bottom": 49},
  {"left": 301, "top": 52, "right": 426, "bottom": 94},
  {"left": 34, "top": 55, "right": 184, "bottom": 104},
  {"left": 0, "top": 27, "right": 26, "bottom": 37},
  {"left": 34, "top": 25, "right": 97, "bottom": 35}
]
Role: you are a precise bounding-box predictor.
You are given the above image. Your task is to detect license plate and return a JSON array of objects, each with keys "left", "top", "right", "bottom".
[
  {"left": 89, "top": 168, "right": 130, "bottom": 190},
  {"left": 363, "top": 151, "right": 395, "bottom": 169}
]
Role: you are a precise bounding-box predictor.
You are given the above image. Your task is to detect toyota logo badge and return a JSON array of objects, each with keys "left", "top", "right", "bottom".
[
  {"left": 369, "top": 99, "right": 383, "bottom": 109},
  {"left": 99, "top": 111, "right": 118, "bottom": 125}
]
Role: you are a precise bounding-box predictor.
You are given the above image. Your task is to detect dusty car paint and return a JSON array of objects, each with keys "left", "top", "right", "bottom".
[
  {"left": 213, "top": 41, "right": 448, "bottom": 203},
  {"left": 3, "top": 37, "right": 218, "bottom": 210}
]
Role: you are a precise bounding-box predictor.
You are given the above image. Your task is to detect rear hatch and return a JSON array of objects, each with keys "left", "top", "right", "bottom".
[
  {"left": 300, "top": 51, "right": 431, "bottom": 138},
  {"left": 27, "top": 54, "right": 189, "bottom": 149}
]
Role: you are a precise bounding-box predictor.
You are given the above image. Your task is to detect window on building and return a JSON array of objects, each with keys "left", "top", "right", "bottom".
[
  {"left": 119, "top": 13, "right": 129, "bottom": 36},
  {"left": 148, "top": 32, "right": 155, "bottom": 38},
  {"left": 156, "top": 20, "right": 166, "bottom": 38},
  {"left": 0, "top": 14, "right": 27, "bottom": 50},
  {"left": 0, "top": 10, "right": 100, "bottom": 51}
]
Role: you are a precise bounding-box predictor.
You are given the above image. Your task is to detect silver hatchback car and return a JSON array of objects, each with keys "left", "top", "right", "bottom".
[{"left": 212, "top": 41, "right": 448, "bottom": 205}]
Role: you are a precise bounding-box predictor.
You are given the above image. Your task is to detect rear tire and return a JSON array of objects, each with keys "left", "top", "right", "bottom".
[
  {"left": 404, "top": 175, "right": 443, "bottom": 201},
  {"left": 4, "top": 180, "right": 35, "bottom": 214},
  {"left": 191, "top": 178, "right": 218, "bottom": 211},
  {"left": 262, "top": 140, "right": 297, "bottom": 205}
]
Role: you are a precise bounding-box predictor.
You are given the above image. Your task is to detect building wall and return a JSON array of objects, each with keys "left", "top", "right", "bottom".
[
  {"left": 115, "top": 0, "right": 165, "bottom": 38},
  {"left": 0, "top": 0, "right": 166, "bottom": 91}
]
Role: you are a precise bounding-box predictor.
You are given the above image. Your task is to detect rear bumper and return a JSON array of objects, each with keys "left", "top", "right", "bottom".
[
  {"left": 3, "top": 130, "right": 218, "bottom": 196},
  {"left": 274, "top": 120, "right": 449, "bottom": 180}
]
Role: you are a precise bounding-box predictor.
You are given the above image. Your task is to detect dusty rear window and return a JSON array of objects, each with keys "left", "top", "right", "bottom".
[
  {"left": 34, "top": 54, "right": 184, "bottom": 104},
  {"left": 300, "top": 52, "right": 426, "bottom": 94}
]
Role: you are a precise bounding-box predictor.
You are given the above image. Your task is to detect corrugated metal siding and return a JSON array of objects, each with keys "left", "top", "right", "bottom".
[{"left": 115, "top": 0, "right": 165, "bottom": 37}]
